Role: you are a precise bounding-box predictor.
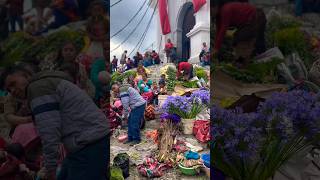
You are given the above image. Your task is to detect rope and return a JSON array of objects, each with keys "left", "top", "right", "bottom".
[
  {"left": 111, "top": 0, "right": 148, "bottom": 38},
  {"left": 110, "top": 2, "right": 151, "bottom": 53},
  {"left": 110, "top": 0, "right": 123, "bottom": 7},
  {"left": 128, "top": 0, "right": 158, "bottom": 57}
]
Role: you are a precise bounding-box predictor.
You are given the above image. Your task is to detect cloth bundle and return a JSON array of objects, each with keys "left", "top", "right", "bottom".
[
  {"left": 142, "top": 91, "right": 154, "bottom": 103},
  {"left": 193, "top": 120, "right": 210, "bottom": 143},
  {"left": 144, "top": 104, "right": 155, "bottom": 120},
  {"left": 137, "top": 157, "right": 172, "bottom": 178}
]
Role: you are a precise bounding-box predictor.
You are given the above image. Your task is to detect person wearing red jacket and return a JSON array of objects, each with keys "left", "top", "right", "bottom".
[
  {"left": 176, "top": 62, "right": 193, "bottom": 81},
  {"left": 164, "top": 39, "right": 174, "bottom": 63},
  {"left": 212, "top": 1, "right": 266, "bottom": 67}
]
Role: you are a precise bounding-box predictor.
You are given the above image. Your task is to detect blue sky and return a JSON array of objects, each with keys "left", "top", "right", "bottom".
[{"left": 110, "top": 0, "right": 157, "bottom": 58}]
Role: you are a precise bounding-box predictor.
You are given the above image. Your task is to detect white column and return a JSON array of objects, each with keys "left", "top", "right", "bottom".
[{"left": 187, "top": 1, "right": 210, "bottom": 64}]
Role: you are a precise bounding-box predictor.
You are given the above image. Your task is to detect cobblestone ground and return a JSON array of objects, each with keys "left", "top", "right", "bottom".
[
  {"left": 110, "top": 64, "right": 209, "bottom": 179},
  {"left": 110, "top": 120, "right": 210, "bottom": 180}
]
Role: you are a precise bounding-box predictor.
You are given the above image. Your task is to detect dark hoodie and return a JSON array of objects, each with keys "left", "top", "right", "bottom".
[{"left": 26, "top": 71, "right": 109, "bottom": 172}]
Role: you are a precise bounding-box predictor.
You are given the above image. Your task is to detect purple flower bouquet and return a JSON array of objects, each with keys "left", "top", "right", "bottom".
[
  {"left": 212, "top": 90, "right": 320, "bottom": 180},
  {"left": 161, "top": 89, "right": 210, "bottom": 119}
]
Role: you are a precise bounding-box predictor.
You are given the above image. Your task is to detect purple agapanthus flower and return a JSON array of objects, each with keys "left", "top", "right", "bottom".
[
  {"left": 160, "top": 112, "right": 181, "bottom": 124},
  {"left": 211, "top": 105, "right": 262, "bottom": 159},
  {"left": 191, "top": 89, "right": 210, "bottom": 105},
  {"left": 258, "top": 90, "right": 320, "bottom": 139},
  {"left": 161, "top": 95, "right": 192, "bottom": 113}
]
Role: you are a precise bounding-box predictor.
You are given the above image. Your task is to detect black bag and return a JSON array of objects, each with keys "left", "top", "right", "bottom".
[{"left": 113, "top": 153, "right": 130, "bottom": 178}]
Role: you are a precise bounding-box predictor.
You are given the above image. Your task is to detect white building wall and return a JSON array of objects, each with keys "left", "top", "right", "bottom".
[{"left": 150, "top": 0, "right": 210, "bottom": 64}]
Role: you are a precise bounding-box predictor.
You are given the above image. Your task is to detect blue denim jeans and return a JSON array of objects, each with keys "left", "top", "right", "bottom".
[
  {"left": 57, "top": 136, "right": 110, "bottom": 180},
  {"left": 128, "top": 104, "right": 146, "bottom": 141}
]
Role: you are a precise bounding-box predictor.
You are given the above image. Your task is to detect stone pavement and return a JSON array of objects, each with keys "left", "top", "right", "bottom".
[{"left": 110, "top": 119, "right": 210, "bottom": 180}]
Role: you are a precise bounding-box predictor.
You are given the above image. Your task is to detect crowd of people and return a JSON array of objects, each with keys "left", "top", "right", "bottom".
[
  {"left": 111, "top": 39, "right": 210, "bottom": 74},
  {"left": 0, "top": 0, "right": 111, "bottom": 179},
  {"left": 110, "top": 65, "right": 168, "bottom": 146},
  {"left": 111, "top": 49, "right": 162, "bottom": 73}
]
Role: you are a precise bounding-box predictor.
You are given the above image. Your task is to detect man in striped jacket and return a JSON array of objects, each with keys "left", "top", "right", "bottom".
[
  {"left": 112, "top": 83, "right": 146, "bottom": 146},
  {"left": 0, "top": 66, "right": 109, "bottom": 180}
]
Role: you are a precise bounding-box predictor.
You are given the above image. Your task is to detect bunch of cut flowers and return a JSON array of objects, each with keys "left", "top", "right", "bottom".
[
  {"left": 161, "top": 89, "right": 210, "bottom": 119},
  {"left": 212, "top": 90, "right": 320, "bottom": 180}
]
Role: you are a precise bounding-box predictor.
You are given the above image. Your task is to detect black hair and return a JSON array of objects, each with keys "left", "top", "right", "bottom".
[
  {"left": 0, "top": 65, "right": 33, "bottom": 90},
  {"left": 5, "top": 143, "right": 25, "bottom": 160}
]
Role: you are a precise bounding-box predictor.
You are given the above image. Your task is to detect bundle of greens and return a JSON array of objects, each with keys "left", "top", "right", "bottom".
[
  {"left": 24, "top": 30, "right": 85, "bottom": 63},
  {"left": 110, "top": 166, "right": 124, "bottom": 180},
  {"left": 111, "top": 70, "right": 137, "bottom": 84},
  {"left": 273, "top": 27, "right": 313, "bottom": 68},
  {"left": 166, "top": 67, "right": 177, "bottom": 91},
  {"left": 194, "top": 67, "right": 208, "bottom": 82},
  {"left": 1, "top": 32, "right": 34, "bottom": 66},
  {"left": 266, "top": 15, "right": 301, "bottom": 48},
  {"left": 220, "top": 58, "right": 283, "bottom": 83},
  {"left": 176, "top": 80, "right": 198, "bottom": 88},
  {"left": 0, "top": 30, "right": 85, "bottom": 66}
]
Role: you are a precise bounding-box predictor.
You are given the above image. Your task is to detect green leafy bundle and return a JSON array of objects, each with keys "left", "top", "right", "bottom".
[
  {"left": 220, "top": 58, "right": 283, "bottom": 83},
  {"left": 24, "top": 30, "right": 85, "bottom": 63},
  {"left": 166, "top": 67, "right": 177, "bottom": 91},
  {"left": 266, "top": 15, "right": 301, "bottom": 48},
  {"left": 111, "top": 70, "right": 137, "bottom": 84},
  {"left": 195, "top": 66, "right": 209, "bottom": 82},
  {"left": 0, "top": 30, "right": 85, "bottom": 66},
  {"left": 177, "top": 80, "right": 198, "bottom": 88},
  {"left": 110, "top": 166, "right": 124, "bottom": 180},
  {"left": 1, "top": 32, "right": 34, "bottom": 66},
  {"left": 273, "top": 27, "right": 313, "bottom": 68}
]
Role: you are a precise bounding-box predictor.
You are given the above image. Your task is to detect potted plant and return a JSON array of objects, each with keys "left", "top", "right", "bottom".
[
  {"left": 162, "top": 89, "right": 209, "bottom": 134},
  {"left": 211, "top": 90, "right": 320, "bottom": 180}
]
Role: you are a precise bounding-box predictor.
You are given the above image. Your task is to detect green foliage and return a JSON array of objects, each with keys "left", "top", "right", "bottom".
[
  {"left": 0, "top": 32, "right": 34, "bottom": 66},
  {"left": 220, "top": 58, "right": 283, "bottom": 83},
  {"left": 111, "top": 71, "right": 122, "bottom": 84},
  {"left": 177, "top": 80, "right": 198, "bottom": 88},
  {"left": 273, "top": 27, "right": 313, "bottom": 67},
  {"left": 111, "top": 70, "right": 137, "bottom": 84},
  {"left": 25, "top": 30, "right": 85, "bottom": 63},
  {"left": 0, "top": 30, "right": 85, "bottom": 66},
  {"left": 166, "top": 66, "right": 177, "bottom": 91},
  {"left": 266, "top": 15, "right": 301, "bottom": 48},
  {"left": 195, "top": 69, "right": 208, "bottom": 82},
  {"left": 110, "top": 166, "right": 124, "bottom": 180}
]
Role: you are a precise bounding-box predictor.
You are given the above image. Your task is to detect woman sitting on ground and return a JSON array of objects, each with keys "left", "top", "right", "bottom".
[{"left": 137, "top": 73, "right": 153, "bottom": 94}]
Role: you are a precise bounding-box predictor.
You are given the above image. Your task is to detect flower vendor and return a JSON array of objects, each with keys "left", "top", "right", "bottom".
[
  {"left": 137, "top": 73, "right": 153, "bottom": 93},
  {"left": 111, "top": 83, "right": 146, "bottom": 146},
  {"left": 176, "top": 62, "right": 194, "bottom": 81},
  {"left": 0, "top": 65, "right": 109, "bottom": 179},
  {"left": 212, "top": 1, "right": 266, "bottom": 67}
]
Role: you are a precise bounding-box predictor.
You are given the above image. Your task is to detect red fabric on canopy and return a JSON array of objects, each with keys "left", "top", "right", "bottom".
[
  {"left": 158, "top": 0, "right": 171, "bottom": 35},
  {"left": 193, "top": 0, "right": 206, "bottom": 13}
]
